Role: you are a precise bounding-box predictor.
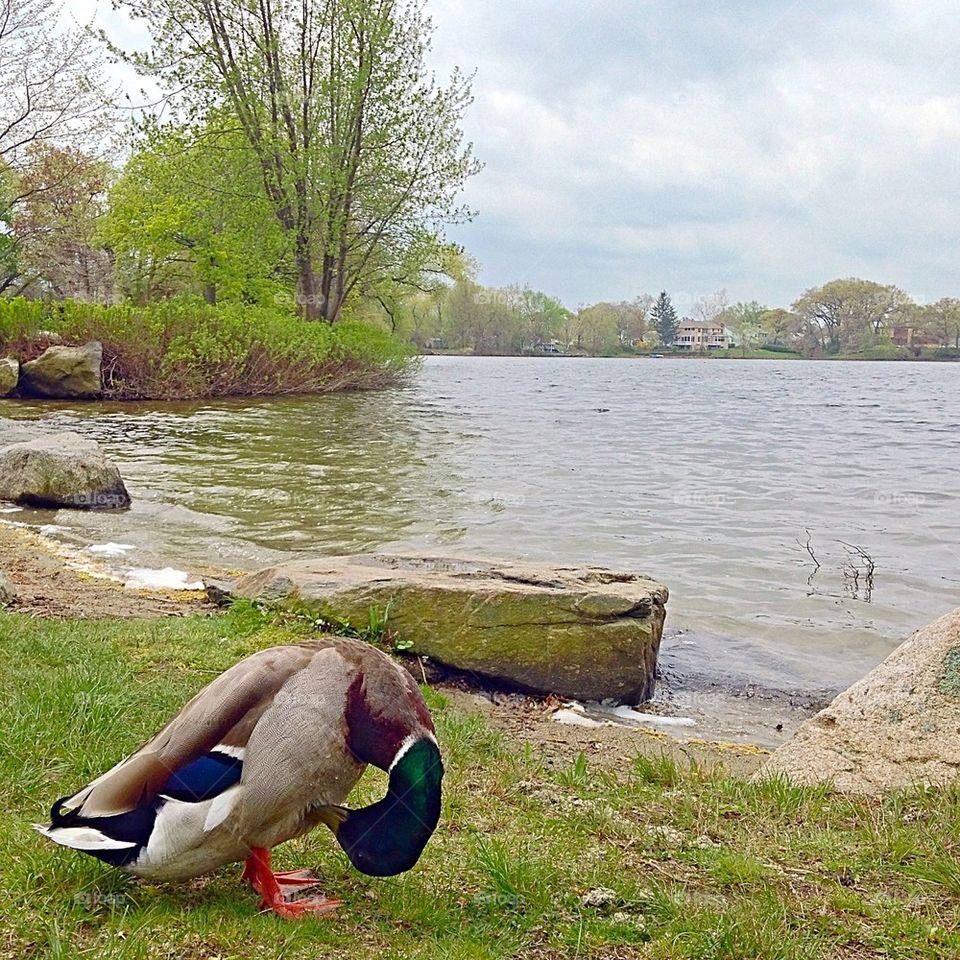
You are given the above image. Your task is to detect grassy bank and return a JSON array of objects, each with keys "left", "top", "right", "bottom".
[
  {"left": 0, "top": 299, "right": 414, "bottom": 400},
  {"left": 2, "top": 607, "right": 959, "bottom": 959}
]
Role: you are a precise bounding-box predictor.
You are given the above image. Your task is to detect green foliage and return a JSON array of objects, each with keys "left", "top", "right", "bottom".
[
  {"left": 437, "top": 279, "right": 574, "bottom": 354},
  {"left": 724, "top": 300, "right": 768, "bottom": 353},
  {"left": 110, "top": 0, "right": 479, "bottom": 322},
  {"left": 0, "top": 161, "right": 22, "bottom": 290},
  {"left": 473, "top": 837, "right": 553, "bottom": 914},
  {"left": 555, "top": 750, "right": 591, "bottom": 788},
  {"left": 11, "top": 145, "right": 114, "bottom": 301},
  {"left": 760, "top": 341, "right": 802, "bottom": 354},
  {"left": 859, "top": 341, "right": 913, "bottom": 360},
  {"left": 0, "top": 296, "right": 44, "bottom": 341},
  {"left": 903, "top": 852, "right": 960, "bottom": 894},
  {"left": 416, "top": 274, "right": 651, "bottom": 357},
  {"left": 633, "top": 752, "right": 680, "bottom": 786},
  {"left": 919, "top": 298, "right": 960, "bottom": 350},
  {"left": 102, "top": 121, "right": 288, "bottom": 306},
  {"left": 309, "top": 604, "right": 394, "bottom": 648},
  {"left": 650, "top": 290, "right": 679, "bottom": 346},
  {"left": 230, "top": 598, "right": 409, "bottom": 653},
  {"left": 793, "top": 278, "right": 915, "bottom": 354},
  {"left": 0, "top": 297, "right": 413, "bottom": 399},
  {"left": 576, "top": 299, "right": 650, "bottom": 355}
]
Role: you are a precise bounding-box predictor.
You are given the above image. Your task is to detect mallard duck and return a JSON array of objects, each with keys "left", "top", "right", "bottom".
[{"left": 35, "top": 637, "right": 443, "bottom": 918}]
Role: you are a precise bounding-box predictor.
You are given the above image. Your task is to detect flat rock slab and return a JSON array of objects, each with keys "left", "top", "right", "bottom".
[
  {"left": 233, "top": 555, "right": 669, "bottom": 703},
  {"left": 0, "top": 432, "right": 130, "bottom": 509},
  {"left": 759, "top": 606, "right": 960, "bottom": 794},
  {"left": 20, "top": 341, "right": 102, "bottom": 399}
]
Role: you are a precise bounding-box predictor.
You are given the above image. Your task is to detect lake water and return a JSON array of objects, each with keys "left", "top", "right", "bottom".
[{"left": 2, "top": 357, "right": 958, "bottom": 722}]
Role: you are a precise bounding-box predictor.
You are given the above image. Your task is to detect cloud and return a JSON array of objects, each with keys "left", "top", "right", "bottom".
[
  {"left": 70, "top": 0, "right": 960, "bottom": 308},
  {"left": 429, "top": 0, "right": 960, "bottom": 307}
]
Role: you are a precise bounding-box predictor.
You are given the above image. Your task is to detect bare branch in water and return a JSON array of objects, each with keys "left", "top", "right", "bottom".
[
  {"left": 837, "top": 541, "right": 875, "bottom": 602},
  {"left": 796, "top": 529, "right": 821, "bottom": 569},
  {"left": 795, "top": 528, "right": 822, "bottom": 588}
]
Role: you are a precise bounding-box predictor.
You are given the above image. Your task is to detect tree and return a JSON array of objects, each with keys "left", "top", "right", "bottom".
[
  {"left": 503, "top": 286, "right": 567, "bottom": 351},
  {"left": 0, "top": 0, "right": 113, "bottom": 293},
  {"left": 0, "top": 0, "right": 112, "bottom": 165},
  {"left": 649, "top": 290, "right": 679, "bottom": 347},
  {"left": 102, "top": 120, "right": 289, "bottom": 305},
  {"left": 692, "top": 288, "right": 727, "bottom": 325},
  {"left": 793, "top": 278, "right": 913, "bottom": 353},
  {"left": 723, "top": 301, "right": 767, "bottom": 356},
  {"left": 760, "top": 307, "right": 801, "bottom": 346},
  {"left": 113, "top": 0, "right": 479, "bottom": 321},
  {"left": 0, "top": 160, "right": 20, "bottom": 292},
  {"left": 582, "top": 298, "right": 650, "bottom": 348},
  {"left": 445, "top": 277, "right": 487, "bottom": 351},
  {"left": 919, "top": 298, "right": 960, "bottom": 349},
  {"left": 576, "top": 303, "right": 619, "bottom": 355},
  {"left": 12, "top": 143, "right": 113, "bottom": 300}
]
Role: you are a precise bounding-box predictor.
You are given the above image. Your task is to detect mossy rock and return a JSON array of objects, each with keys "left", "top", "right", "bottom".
[
  {"left": 20, "top": 341, "right": 102, "bottom": 399},
  {"left": 0, "top": 432, "right": 130, "bottom": 509},
  {"left": 0, "top": 358, "right": 18, "bottom": 397},
  {"left": 234, "top": 555, "right": 668, "bottom": 703}
]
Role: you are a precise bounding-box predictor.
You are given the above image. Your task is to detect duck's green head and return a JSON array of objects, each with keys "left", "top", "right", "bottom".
[{"left": 331, "top": 738, "right": 443, "bottom": 877}]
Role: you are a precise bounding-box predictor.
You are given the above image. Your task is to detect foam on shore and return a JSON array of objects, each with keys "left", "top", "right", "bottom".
[
  {"left": 123, "top": 567, "right": 205, "bottom": 591},
  {"left": 552, "top": 700, "right": 697, "bottom": 731}
]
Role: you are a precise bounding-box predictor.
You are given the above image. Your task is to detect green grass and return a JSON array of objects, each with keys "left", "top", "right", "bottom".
[
  {"left": 0, "top": 298, "right": 414, "bottom": 399},
  {"left": 2, "top": 608, "right": 960, "bottom": 959},
  {"left": 712, "top": 347, "right": 804, "bottom": 360}
]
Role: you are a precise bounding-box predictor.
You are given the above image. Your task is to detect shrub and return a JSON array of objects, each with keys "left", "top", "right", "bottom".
[
  {"left": 0, "top": 298, "right": 415, "bottom": 399},
  {"left": 858, "top": 342, "right": 913, "bottom": 361}
]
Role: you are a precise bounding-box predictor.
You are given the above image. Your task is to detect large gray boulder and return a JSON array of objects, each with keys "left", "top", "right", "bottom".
[
  {"left": 759, "top": 606, "right": 960, "bottom": 794},
  {"left": 232, "top": 555, "right": 668, "bottom": 702},
  {"left": 0, "top": 432, "right": 130, "bottom": 509},
  {"left": 19, "top": 341, "right": 102, "bottom": 399},
  {"left": 0, "top": 358, "right": 18, "bottom": 396}
]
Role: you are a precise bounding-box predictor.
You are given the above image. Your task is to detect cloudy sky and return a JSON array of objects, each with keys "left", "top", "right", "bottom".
[{"left": 71, "top": 0, "right": 960, "bottom": 309}]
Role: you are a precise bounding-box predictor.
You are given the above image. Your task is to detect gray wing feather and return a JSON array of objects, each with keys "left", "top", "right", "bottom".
[{"left": 63, "top": 644, "right": 322, "bottom": 818}]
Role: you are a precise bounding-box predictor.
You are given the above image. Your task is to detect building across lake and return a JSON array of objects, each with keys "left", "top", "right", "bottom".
[{"left": 675, "top": 320, "right": 728, "bottom": 351}]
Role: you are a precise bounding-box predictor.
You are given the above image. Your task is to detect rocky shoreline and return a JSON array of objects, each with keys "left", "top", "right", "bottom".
[
  {"left": 0, "top": 509, "right": 820, "bottom": 751},
  {"left": 0, "top": 521, "right": 770, "bottom": 773},
  {"left": 4, "top": 513, "right": 958, "bottom": 792}
]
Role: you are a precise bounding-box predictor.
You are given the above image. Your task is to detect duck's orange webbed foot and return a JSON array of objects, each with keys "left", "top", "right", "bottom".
[{"left": 242, "top": 847, "right": 342, "bottom": 918}]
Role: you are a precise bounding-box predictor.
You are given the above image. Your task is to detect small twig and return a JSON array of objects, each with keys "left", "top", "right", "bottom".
[{"left": 796, "top": 529, "right": 820, "bottom": 570}]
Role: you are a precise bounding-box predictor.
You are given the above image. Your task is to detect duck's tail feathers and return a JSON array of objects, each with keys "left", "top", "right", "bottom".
[
  {"left": 35, "top": 793, "right": 156, "bottom": 867},
  {"left": 33, "top": 822, "right": 139, "bottom": 852}
]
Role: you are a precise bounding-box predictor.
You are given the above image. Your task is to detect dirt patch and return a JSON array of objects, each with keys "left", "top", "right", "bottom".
[
  {"left": 0, "top": 522, "right": 208, "bottom": 619},
  {"left": 438, "top": 686, "right": 768, "bottom": 778}
]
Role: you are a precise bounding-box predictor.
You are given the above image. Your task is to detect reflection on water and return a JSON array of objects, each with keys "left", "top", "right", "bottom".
[{"left": 2, "top": 356, "right": 958, "bottom": 693}]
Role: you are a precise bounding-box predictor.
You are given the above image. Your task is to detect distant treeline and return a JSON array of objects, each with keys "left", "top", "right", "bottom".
[{"left": 393, "top": 276, "right": 960, "bottom": 358}]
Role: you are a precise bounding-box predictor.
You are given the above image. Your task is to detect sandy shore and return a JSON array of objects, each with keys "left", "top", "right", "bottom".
[{"left": 0, "top": 522, "right": 208, "bottom": 618}]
